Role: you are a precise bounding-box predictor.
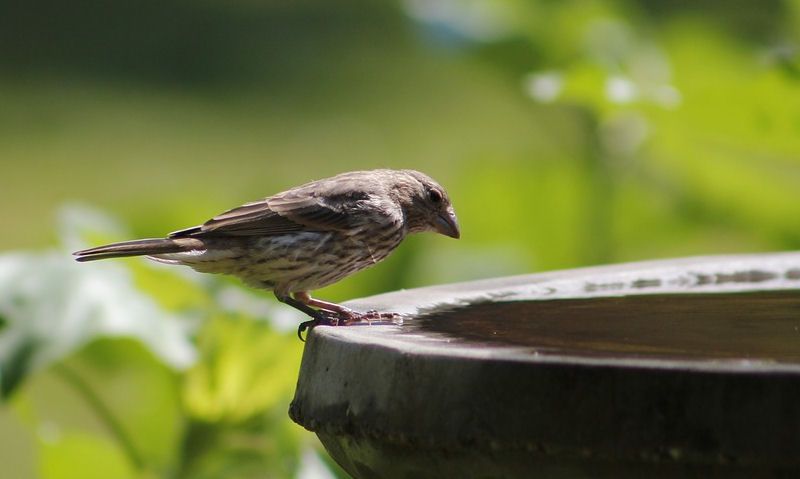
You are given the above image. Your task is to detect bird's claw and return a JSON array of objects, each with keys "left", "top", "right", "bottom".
[
  {"left": 297, "top": 310, "right": 340, "bottom": 341},
  {"left": 297, "top": 320, "right": 314, "bottom": 341}
]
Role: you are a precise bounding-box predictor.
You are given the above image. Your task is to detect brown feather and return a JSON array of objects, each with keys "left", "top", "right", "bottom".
[
  {"left": 73, "top": 238, "right": 202, "bottom": 262},
  {"left": 174, "top": 176, "right": 373, "bottom": 238}
]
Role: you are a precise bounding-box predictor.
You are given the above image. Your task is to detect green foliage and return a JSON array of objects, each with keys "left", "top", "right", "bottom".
[
  {"left": 0, "top": 208, "right": 333, "bottom": 478},
  {"left": 39, "top": 432, "right": 136, "bottom": 479},
  {"left": 183, "top": 317, "right": 303, "bottom": 424}
]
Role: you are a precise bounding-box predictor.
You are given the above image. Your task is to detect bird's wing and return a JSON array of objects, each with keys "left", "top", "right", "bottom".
[{"left": 170, "top": 184, "right": 368, "bottom": 238}]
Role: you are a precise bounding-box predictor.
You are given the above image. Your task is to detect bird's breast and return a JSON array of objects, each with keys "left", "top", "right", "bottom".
[{"left": 177, "top": 224, "right": 406, "bottom": 293}]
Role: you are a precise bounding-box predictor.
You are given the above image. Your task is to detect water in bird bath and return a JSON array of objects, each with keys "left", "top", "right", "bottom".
[{"left": 411, "top": 291, "right": 800, "bottom": 363}]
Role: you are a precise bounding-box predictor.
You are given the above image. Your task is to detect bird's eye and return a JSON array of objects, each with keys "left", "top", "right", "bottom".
[{"left": 428, "top": 189, "right": 442, "bottom": 203}]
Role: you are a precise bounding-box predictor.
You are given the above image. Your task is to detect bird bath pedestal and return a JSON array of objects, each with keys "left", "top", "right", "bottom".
[{"left": 289, "top": 252, "right": 800, "bottom": 478}]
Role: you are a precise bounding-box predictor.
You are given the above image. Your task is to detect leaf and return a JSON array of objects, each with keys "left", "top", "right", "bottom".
[
  {"left": 182, "top": 316, "right": 303, "bottom": 423},
  {"left": 0, "top": 206, "right": 197, "bottom": 399},
  {"left": 0, "top": 337, "right": 38, "bottom": 400},
  {"left": 38, "top": 432, "right": 136, "bottom": 479},
  {"left": 57, "top": 339, "right": 185, "bottom": 473}
]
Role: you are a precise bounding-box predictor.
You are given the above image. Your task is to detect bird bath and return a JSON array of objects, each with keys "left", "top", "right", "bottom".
[{"left": 289, "top": 252, "right": 800, "bottom": 478}]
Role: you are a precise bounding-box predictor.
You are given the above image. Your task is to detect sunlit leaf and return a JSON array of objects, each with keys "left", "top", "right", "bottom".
[
  {"left": 38, "top": 432, "right": 136, "bottom": 479},
  {"left": 183, "top": 316, "right": 303, "bottom": 423}
]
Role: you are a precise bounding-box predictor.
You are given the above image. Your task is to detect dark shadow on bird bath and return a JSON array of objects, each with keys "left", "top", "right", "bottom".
[{"left": 290, "top": 252, "right": 800, "bottom": 479}]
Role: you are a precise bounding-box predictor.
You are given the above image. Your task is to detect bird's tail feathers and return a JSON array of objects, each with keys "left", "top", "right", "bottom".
[{"left": 73, "top": 238, "right": 203, "bottom": 262}]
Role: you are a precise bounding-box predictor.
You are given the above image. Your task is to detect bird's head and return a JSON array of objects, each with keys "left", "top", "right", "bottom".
[{"left": 393, "top": 170, "right": 460, "bottom": 239}]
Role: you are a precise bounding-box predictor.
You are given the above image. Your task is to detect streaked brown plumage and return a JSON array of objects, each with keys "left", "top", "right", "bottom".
[{"left": 74, "top": 169, "right": 460, "bottom": 339}]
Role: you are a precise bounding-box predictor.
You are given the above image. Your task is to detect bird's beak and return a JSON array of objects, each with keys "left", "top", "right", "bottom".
[{"left": 435, "top": 208, "right": 461, "bottom": 239}]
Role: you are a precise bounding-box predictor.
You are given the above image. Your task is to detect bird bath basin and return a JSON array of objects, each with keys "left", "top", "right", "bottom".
[{"left": 289, "top": 252, "right": 800, "bottom": 478}]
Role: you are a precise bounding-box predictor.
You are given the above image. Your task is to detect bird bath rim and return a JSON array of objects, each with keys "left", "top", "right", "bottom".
[{"left": 327, "top": 251, "right": 800, "bottom": 374}]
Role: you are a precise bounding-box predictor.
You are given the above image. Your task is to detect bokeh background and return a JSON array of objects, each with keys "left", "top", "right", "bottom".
[{"left": 1, "top": 0, "right": 799, "bottom": 477}]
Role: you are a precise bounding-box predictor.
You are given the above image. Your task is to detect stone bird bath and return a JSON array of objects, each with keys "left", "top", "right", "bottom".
[{"left": 290, "top": 252, "right": 800, "bottom": 478}]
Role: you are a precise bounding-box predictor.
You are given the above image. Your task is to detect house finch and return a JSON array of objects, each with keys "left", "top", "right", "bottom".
[{"left": 74, "top": 169, "right": 460, "bottom": 339}]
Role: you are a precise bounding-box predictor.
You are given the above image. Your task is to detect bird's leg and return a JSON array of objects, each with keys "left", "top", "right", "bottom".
[
  {"left": 278, "top": 292, "right": 403, "bottom": 341},
  {"left": 274, "top": 292, "right": 340, "bottom": 341},
  {"left": 294, "top": 292, "right": 403, "bottom": 326},
  {"left": 293, "top": 292, "right": 359, "bottom": 320}
]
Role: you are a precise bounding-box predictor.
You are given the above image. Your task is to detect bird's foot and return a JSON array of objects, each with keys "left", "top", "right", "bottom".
[
  {"left": 334, "top": 309, "right": 404, "bottom": 326},
  {"left": 360, "top": 310, "right": 404, "bottom": 325},
  {"left": 297, "top": 310, "right": 404, "bottom": 341},
  {"left": 297, "top": 310, "right": 341, "bottom": 341}
]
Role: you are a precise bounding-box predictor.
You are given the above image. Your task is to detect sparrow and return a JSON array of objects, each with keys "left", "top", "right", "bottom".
[{"left": 74, "top": 169, "right": 460, "bottom": 339}]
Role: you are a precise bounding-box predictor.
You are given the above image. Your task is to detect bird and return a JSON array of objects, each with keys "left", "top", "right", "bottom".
[{"left": 73, "top": 169, "right": 460, "bottom": 339}]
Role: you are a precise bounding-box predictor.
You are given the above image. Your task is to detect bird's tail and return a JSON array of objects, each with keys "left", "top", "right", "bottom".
[{"left": 73, "top": 238, "right": 203, "bottom": 262}]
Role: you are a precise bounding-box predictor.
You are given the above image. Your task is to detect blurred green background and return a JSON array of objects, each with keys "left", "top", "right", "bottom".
[{"left": 1, "top": 0, "right": 799, "bottom": 477}]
